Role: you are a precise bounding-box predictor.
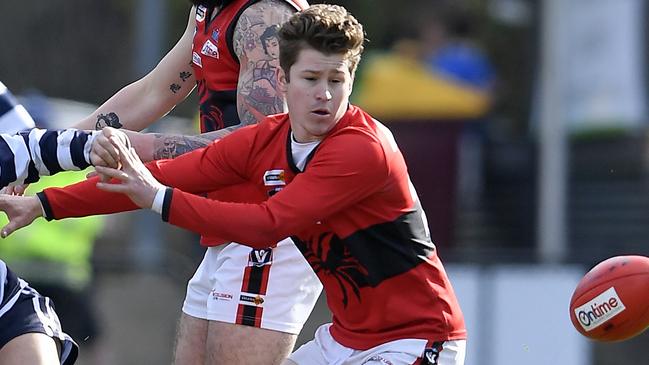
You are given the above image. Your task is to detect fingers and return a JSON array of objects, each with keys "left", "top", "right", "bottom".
[
  {"left": 12, "top": 184, "right": 27, "bottom": 196},
  {"left": 1, "top": 222, "right": 16, "bottom": 238},
  {"left": 94, "top": 166, "right": 129, "bottom": 182},
  {"left": 1, "top": 216, "right": 30, "bottom": 238},
  {"left": 1, "top": 184, "right": 28, "bottom": 196},
  {"left": 92, "top": 131, "right": 121, "bottom": 169},
  {"left": 0, "top": 196, "right": 42, "bottom": 238},
  {"left": 109, "top": 136, "right": 139, "bottom": 170}
]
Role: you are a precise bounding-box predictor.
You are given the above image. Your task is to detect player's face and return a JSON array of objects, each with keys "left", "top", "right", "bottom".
[{"left": 281, "top": 48, "right": 353, "bottom": 143}]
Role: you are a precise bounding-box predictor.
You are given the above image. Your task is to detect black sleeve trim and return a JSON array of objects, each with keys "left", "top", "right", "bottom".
[
  {"left": 36, "top": 191, "right": 54, "bottom": 221},
  {"left": 161, "top": 187, "right": 173, "bottom": 222}
]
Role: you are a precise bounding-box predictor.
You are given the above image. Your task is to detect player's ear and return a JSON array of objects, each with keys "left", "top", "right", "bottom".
[{"left": 277, "top": 68, "right": 288, "bottom": 93}]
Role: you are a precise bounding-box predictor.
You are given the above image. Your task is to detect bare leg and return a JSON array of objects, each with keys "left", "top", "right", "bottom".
[
  {"left": 173, "top": 313, "right": 208, "bottom": 365},
  {"left": 0, "top": 333, "right": 60, "bottom": 365},
  {"left": 282, "top": 360, "right": 299, "bottom": 365},
  {"left": 206, "top": 321, "right": 296, "bottom": 364}
]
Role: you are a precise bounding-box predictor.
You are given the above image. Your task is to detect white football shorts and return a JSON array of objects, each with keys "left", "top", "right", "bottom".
[
  {"left": 182, "top": 238, "right": 322, "bottom": 334},
  {"left": 289, "top": 324, "right": 466, "bottom": 365}
]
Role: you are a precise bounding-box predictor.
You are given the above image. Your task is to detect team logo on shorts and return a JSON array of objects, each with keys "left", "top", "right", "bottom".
[
  {"left": 249, "top": 248, "right": 273, "bottom": 267},
  {"left": 240, "top": 294, "right": 265, "bottom": 306},
  {"left": 263, "top": 169, "right": 286, "bottom": 186},
  {"left": 210, "top": 290, "right": 233, "bottom": 301}
]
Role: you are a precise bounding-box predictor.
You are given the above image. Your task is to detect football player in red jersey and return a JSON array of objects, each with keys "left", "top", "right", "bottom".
[
  {"left": 0, "top": 5, "right": 467, "bottom": 364},
  {"left": 5, "top": 1, "right": 318, "bottom": 364}
]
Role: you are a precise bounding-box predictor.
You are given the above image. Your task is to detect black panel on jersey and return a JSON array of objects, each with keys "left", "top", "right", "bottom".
[
  {"left": 344, "top": 209, "right": 436, "bottom": 286},
  {"left": 293, "top": 203, "right": 436, "bottom": 304}
]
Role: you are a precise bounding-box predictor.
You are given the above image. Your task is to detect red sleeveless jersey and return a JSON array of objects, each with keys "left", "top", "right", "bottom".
[
  {"left": 192, "top": 0, "right": 308, "bottom": 245},
  {"left": 191, "top": 0, "right": 308, "bottom": 132}
]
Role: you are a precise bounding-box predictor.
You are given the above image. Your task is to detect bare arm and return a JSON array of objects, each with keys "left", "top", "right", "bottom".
[
  {"left": 138, "top": 0, "right": 295, "bottom": 161},
  {"left": 233, "top": 0, "right": 294, "bottom": 125},
  {"left": 90, "top": 1, "right": 295, "bottom": 162},
  {"left": 72, "top": 7, "right": 197, "bottom": 131}
]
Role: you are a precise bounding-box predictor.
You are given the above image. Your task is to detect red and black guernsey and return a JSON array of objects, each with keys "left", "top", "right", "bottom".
[
  {"left": 39, "top": 105, "right": 466, "bottom": 350},
  {"left": 191, "top": 0, "right": 308, "bottom": 132}
]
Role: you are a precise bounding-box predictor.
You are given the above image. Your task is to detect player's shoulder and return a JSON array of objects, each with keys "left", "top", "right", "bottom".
[{"left": 240, "top": 0, "right": 296, "bottom": 21}]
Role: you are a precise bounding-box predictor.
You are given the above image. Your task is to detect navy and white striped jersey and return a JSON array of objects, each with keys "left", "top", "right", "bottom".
[
  {"left": 0, "top": 129, "right": 97, "bottom": 188},
  {"left": 0, "top": 81, "right": 96, "bottom": 188}
]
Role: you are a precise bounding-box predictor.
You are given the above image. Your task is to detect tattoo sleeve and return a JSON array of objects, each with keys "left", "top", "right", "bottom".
[
  {"left": 233, "top": 0, "right": 294, "bottom": 126},
  {"left": 152, "top": 133, "right": 214, "bottom": 160}
]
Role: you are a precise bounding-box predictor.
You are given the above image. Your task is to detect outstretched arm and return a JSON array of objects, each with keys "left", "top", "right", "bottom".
[{"left": 0, "top": 129, "right": 99, "bottom": 189}]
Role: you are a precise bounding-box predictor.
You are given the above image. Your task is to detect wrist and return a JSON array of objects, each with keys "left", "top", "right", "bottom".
[
  {"left": 151, "top": 185, "right": 168, "bottom": 214},
  {"left": 125, "top": 131, "right": 155, "bottom": 163},
  {"left": 35, "top": 192, "right": 52, "bottom": 220}
]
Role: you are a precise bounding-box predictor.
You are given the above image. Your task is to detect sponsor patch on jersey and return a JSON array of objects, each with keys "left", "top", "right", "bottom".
[
  {"left": 212, "top": 29, "right": 220, "bottom": 42},
  {"left": 240, "top": 294, "right": 265, "bottom": 306},
  {"left": 248, "top": 248, "right": 273, "bottom": 267},
  {"left": 196, "top": 5, "right": 206, "bottom": 22},
  {"left": 201, "top": 39, "right": 219, "bottom": 59},
  {"left": 263, "top": 169, "right": 286, "bottom": 186},
  {"left": 192, "top": 51, "right": 202, "bottom": 67}
]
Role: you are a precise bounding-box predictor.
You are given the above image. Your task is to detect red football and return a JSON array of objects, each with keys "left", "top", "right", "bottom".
[{"left": 569, "top": 255, "right": 649, "bottom": 342}]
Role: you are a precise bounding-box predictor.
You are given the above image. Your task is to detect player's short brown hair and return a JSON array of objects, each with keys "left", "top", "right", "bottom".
[{"left": 278, "top": 4, "right": 365, "bottom": 80}]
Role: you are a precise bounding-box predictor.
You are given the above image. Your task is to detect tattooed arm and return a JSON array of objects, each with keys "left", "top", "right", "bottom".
[
  {"left": 72, "top": 7, "right": 197, "bottom": 132},
  {"left": 75, "top": 1, "right": 296, "bottom": 163},
  {"left": 234, "top": 0, "right": 294, "bottom": 125},
  {"left": 131, "top": 0, "right": 296, "bottom": 162}
]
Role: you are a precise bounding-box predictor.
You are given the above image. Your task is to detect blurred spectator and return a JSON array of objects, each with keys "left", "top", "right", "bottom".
[
  {"left": 353, "top": 3, "right": 495, "bottom": 250},
  {"left": 0, "top": 94, "right": 108, "bottom": 364},
  {"left": 421, "top": 6, "right": 495, "bottom": 93},
  {"left": 420, "top": 4, "right": 496, "bottom": 209}
]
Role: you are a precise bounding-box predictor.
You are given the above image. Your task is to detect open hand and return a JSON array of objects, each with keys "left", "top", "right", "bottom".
[{"left": 0, "top": 195, "right": 43, "bottom": 238}]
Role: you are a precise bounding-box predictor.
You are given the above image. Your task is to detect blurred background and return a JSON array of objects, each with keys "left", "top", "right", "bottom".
[{"left": 1, "top": 0, "right": 649, "bottom": 364}]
